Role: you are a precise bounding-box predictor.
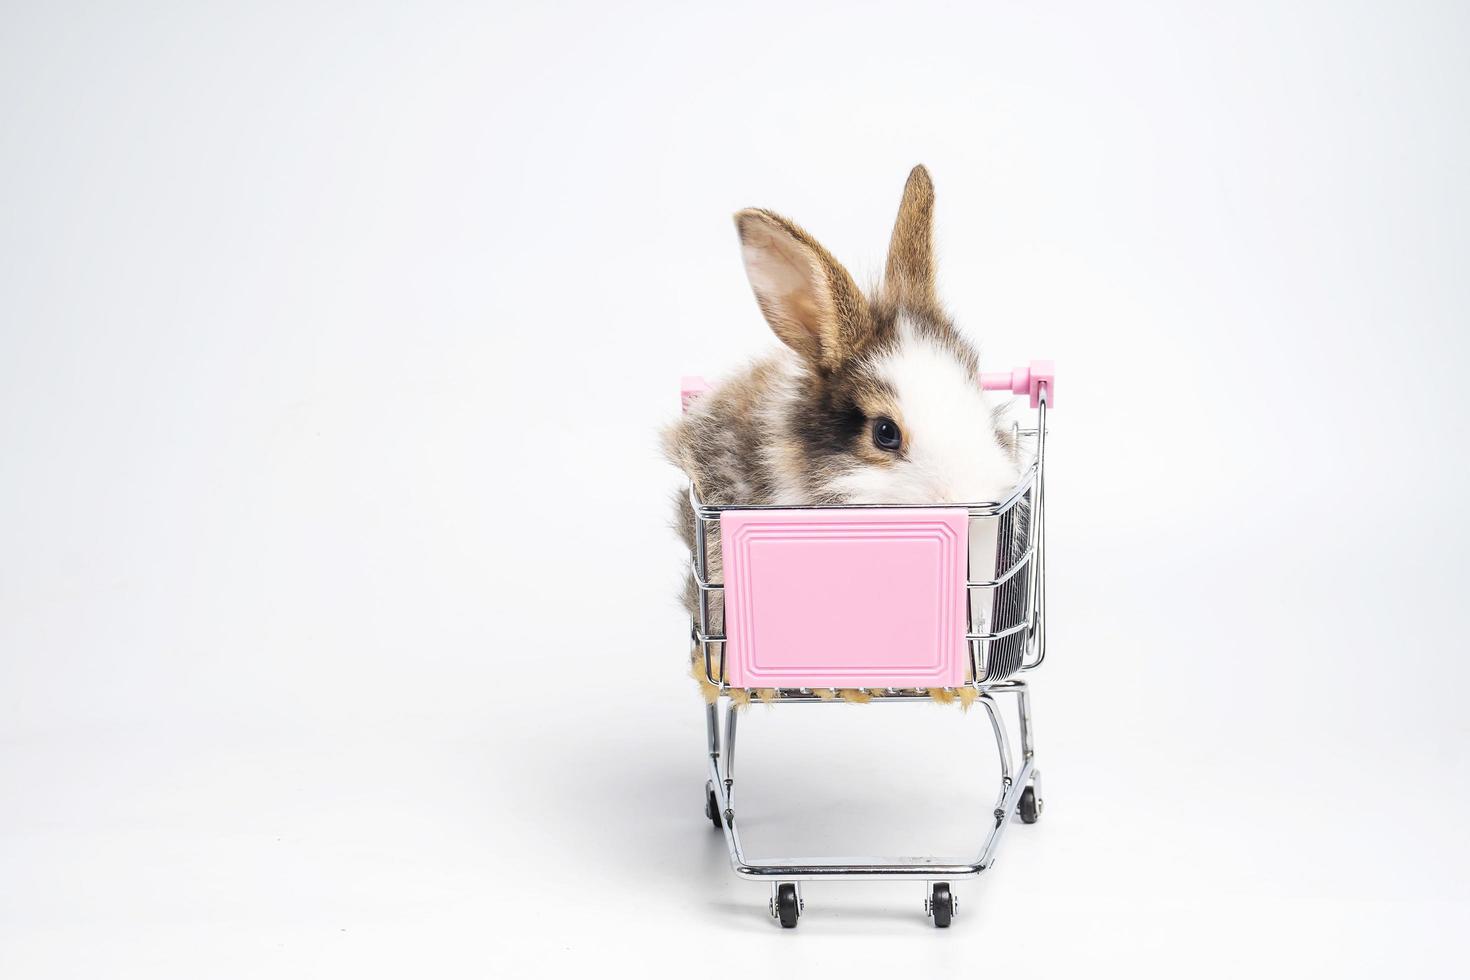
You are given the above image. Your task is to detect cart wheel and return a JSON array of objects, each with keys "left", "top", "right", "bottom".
[
  {"left": 704, "top": 781, "right": 722, "bottom": 830},
  {"left": 928, "top": 882, "right": 954, "bottom": 928},
  {"left": 1018, "top": 785, "right": 1041, "bottom": 824},
  {"left": 774, "top": 883, "right": 801, "bottom": 928}
]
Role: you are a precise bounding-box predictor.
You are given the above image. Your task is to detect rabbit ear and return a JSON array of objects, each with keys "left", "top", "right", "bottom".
[
  {"left": 734, "top": 208, "right": 870, "bottom": 371},
  {"left": 884, "top": 165, "right": 937, "bottom": 307}
]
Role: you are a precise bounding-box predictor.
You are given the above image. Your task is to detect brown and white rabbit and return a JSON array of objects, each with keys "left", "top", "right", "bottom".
[{"left": 664, "top": 166, "right": 1023, "bottom": 706}]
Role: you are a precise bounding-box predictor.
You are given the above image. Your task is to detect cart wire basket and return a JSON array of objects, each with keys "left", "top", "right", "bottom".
[{"left": 680, "top": 361, "right": 1053, "bottom": 929}]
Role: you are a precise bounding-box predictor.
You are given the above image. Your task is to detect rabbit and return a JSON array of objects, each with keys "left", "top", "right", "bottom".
[{"left": 663, "top": 165, "right": 1024, "bottom": 707}]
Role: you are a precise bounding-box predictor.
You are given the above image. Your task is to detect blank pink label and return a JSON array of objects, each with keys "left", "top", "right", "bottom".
[{"left": 720, "top": 509, "right": 968, "bottom": 689}]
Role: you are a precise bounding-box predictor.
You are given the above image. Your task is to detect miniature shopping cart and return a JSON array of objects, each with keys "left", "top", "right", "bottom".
[{"left": 682, "top": 361, "right": 1054, "bottom": 929}]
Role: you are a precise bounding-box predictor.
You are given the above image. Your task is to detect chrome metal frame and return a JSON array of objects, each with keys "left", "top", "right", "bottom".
[
  {"left": 687, "top": 389, "right": 1052, "bottom": 917},
  {"left": 704, "top": 679, "right": 1038, "bottom": 882}
]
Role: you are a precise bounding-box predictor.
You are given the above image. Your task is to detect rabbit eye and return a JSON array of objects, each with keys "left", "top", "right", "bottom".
[{"left": 872, "top": 417, "right": 902, "bottom": 451}]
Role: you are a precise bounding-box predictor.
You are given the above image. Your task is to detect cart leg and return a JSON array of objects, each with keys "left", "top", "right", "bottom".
[
  {"left": 706, "top": 701, "right": 720, "bottom": 761},
  {"left": 1013, "top": 680, "right": 1035, "bottom": 763},
  {"left": 1008, "top": 681, "right": 1043, "bottom": 822},
  {"left": 723, "top": 701, "right": 738, "bottom": 784},
  {"left": 704, "top": 702, "right": 724, "bottom": 828},
  {"left": 704, "top": 700, "right": 738, "bottom": 830},
  {"left": 977, "top": 694, "right": 1013, "bottom": 792},
  {"left": 721, "top": 701, "right": 739, "bottom": 829}
]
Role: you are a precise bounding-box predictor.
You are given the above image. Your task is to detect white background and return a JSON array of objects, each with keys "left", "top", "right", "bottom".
[{"left": 2, "top": 1, "right": 1467, "bottom": 976}]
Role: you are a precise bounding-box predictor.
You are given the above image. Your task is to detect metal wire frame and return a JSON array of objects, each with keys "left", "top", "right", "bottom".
[{"left": 689, "top": 394, "right": 1049, "bottom": 696}]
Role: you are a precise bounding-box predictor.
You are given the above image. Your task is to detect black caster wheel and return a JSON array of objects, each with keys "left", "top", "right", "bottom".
[
  {"left": 704, "top": 780, "right": 722, "bottom": 830},
  {"left": 1018, "top": 784, "right": 1041, "bottom": 824},
  {"left": 928, "top": 882, "right": 955, "bottom": 928},
  {"left": 773, "top": 883, "right": 801, "bottom": 929}
]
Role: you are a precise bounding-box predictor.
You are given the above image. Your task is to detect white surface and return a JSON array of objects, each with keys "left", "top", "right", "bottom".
[{"left": 2, "top": 1, "right": 1468, "bottom": 976}]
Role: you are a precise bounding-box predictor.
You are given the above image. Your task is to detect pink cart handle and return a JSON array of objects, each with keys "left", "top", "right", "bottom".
[
  {"left": 681, "top": 375, "right": 712, "bottom": 412},
  {"left": 979, "top": 359, "right": 1055, "bottom": 409},
  {"left": 686, "top": 361, "right": 1054, "bottom": 411}
]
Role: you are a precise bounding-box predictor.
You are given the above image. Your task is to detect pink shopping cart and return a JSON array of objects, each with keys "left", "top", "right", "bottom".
[{"left": 683, "top": 361, "right": 1054, "bottom": 928}]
